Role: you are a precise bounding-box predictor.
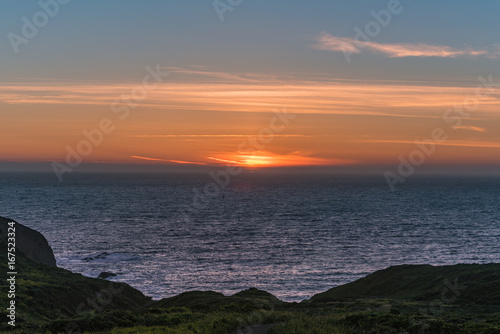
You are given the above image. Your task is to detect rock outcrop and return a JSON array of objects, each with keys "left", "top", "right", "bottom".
[
  {"left": 98, "top": 271, "right": 118, "bottom": 279},
  {"left": 0, "top": 216, "right": 57, "bottom": 267},
  {"left": 0, "top": 225, "right": 152, "bottom": 332}
]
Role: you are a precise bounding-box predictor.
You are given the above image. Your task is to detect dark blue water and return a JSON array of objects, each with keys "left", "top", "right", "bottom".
[{"left": 1, "top": 172, "right": 499, "bottom": 301}]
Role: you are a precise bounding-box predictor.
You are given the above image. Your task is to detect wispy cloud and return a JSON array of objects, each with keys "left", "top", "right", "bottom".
[
  {"left": 313, "top": 32, "right": 500, "bottom": 58},
  {"left": 130, "top": 155, "right": 206, "bottom": 165},
  {"left": 362, "top": 140, "right": 500, "bottom": 148},
  {"left": 127, "top": 134, "right": 309, "bottom": 138},
  {"left": 1, "top": 69, "right": 499, "bottom": 119},
  {"left": 206, "top": 157, "right": 240, "bottom": 164},
  {"left": 452, "top": 125, "right": 486, "bottom": 132},
  {"left": 164, "top": 67, "right": 268, "bottom": 83}
]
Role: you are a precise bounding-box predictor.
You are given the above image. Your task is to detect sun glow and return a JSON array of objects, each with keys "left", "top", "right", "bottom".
[
  {"left": 240, "top": 155, "right": 275, "bottom": 167},
  {"left": 207, "top": 152, "right": 354, "bottom": 168},
  {"left": 207, "top": 155, "right": 274, "bottom": 167}
]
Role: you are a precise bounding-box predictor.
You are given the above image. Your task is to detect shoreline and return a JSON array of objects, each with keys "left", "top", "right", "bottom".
[{"left": 2, "top": 216, "right": 500, "bottom": 333}]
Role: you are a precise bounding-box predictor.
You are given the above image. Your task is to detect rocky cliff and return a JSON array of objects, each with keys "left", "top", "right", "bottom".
[{"left": 0, "top": 216, "right": 57, "bottom": 267}]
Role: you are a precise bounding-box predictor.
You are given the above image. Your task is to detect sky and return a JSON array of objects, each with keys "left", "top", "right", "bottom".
[{"left": 1, "top": 0, "right": 500, "bottom": 175}]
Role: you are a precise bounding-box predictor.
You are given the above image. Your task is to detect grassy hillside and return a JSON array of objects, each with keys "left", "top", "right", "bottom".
[
  {"left": 0, "top": 237, "right": 152, "bottom": 332},
  {"left": 2, "top": 232, "right": 500, "bottom": 333},
  {"left": 308, "top": 264, "right": 500, "bottom": 305},
  {"left": 152, "top": 288, "right": 284, "bottom": 312}
]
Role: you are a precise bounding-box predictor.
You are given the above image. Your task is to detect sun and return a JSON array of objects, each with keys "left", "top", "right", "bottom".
[
  {"left": 207, "top": 153, "right": 275, "bottom": 167},
  {"left": 206, "top": 151, "right": 347, "bottom": 168},
  {"left": 239, "top": 155, "right": 274, "bottom": 167}
]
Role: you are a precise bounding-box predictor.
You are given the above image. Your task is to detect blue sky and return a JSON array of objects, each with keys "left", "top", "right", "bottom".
[
  {"left": 1, "top": 1, "right": 500, "bottom": 175},
  {"left": 2, "top": 0, "right": 500, "bottom": 82}
]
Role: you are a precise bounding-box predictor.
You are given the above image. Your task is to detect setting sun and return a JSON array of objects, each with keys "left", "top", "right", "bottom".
[
  {"left": 205, "top": 152, "right": 355, "bottom": 168},
  {"left": 240, "top": 155, "right": 274, "bottom": 167}
]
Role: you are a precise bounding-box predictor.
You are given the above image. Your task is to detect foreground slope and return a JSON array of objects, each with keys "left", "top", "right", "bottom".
[
  {"left": 0, "top": 217, "right": 151, "bottom": 332},
  {"left": 308, "top": 264, "right": 500, "bottom": 305}
]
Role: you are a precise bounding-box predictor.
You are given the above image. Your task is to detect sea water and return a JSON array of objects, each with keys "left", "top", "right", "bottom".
[{"left": 1, "top": 172, "right": 499, "bottom": 301}]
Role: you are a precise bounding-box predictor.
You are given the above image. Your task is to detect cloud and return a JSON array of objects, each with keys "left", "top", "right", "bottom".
[
  {"left": 363, "top": 140, "right": 500, "bottom": 148},
  {"left": 206, "top": 157, "right": 240, "bottom": 164},
  {"left": 452, "top": 126, "right": 486, "bottom": 132},
  {"left": 130, "top": 155, "right": 206, "bottom": 165},
  {"left": 313, "top": 32, "right": 500, "bottom": 58},
  {"left": 1, "top": 69, "right": 499, "bottom": 119},
  {"left": 164, "top": 67, "right": 267, "bottom": 83},
  {"left": 126, "top": 134, "right": 308, "bottom": 138}
]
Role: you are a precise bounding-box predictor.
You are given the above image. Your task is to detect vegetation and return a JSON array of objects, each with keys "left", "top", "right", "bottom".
[
  {"left": 1, "top": 236, "right": 500, "bottom": 333},
  {"left": 308, "top": 263, "right": 500, "bottom": 305}
]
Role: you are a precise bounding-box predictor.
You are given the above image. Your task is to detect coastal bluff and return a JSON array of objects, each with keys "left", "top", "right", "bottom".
[
  {"left": 0, "top": 216, "right": 151, "bottom": 332},
  {"left": 0, "top": 216, "right": 57, "bottom": 267}
]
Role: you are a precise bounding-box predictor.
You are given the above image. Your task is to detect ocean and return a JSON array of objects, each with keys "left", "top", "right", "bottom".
[{"left": 1, "top": 172, "right": 499, "bottom": 302}]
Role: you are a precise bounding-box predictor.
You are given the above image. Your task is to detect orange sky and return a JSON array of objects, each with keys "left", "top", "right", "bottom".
[
  {"left": 1, "top": 69, "right": 500, "bottom": 170},
  {"left": 2, "top": 2, "right": 500, "bottom": 174}
]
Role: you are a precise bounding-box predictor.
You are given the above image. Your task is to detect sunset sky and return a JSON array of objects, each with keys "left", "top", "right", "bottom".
[{"left": 1, "top": 1, "right": 500, "bottom": 173}]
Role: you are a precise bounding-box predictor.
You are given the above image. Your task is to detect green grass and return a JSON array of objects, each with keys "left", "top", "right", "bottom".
[
  {"left": 42, "top": 308, "right": 283, "bottom": 334},
  {"left": 268, "top": 309, "right": 500, "bottom": 334},
  {"left": 0, "top": 237, "right": 151, "bottom": 332},
  {"left": 308, "top": 264, "right": 500, "bottom": 305},
  {"left": 2, "top": 235, "right": 500, "bottom": 333}
]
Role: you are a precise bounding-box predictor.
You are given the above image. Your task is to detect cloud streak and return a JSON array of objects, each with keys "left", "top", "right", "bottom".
[
  {"left": 452, "top": 126, "right": 486, "bottom": 132},
  {"left": 313, "top": 32, "right": 500, "bottom": 58},
  {"left": 1, "top": 68, "right": 499, "bottom": 123},
  {"left": 126, "top": 134, "right": 309, "bottom": 138},
  {"left": 130, "top": 155, "right": 206, "bottom": 165},
  {"left": 363, "top": 140, "right": 500, "bottom": 148},
  {"left": 2, "top": 78, "right": 499, "bottom": 120}
]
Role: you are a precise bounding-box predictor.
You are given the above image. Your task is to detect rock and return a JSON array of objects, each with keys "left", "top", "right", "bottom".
[
  {"left": 0, "top": 234, "right": 151, "bottom": 328},
  {"left": 83, "top": 252, "right": 109, "bottom": 261},
  {"left": 95, "top": 252, "right": 109, "bottom": 259},
  {"left": 0, "top": 216, "right": 57, "bottom": 267},
  {"left": 98, "top": 271, "right": 118, "bottom": 279}
]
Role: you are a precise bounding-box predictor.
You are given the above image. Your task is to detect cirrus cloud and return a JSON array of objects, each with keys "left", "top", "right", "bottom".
[{"left": 313, "top": 32, "right": 500, "bottom": 58}]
